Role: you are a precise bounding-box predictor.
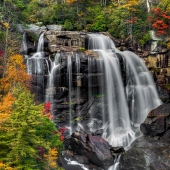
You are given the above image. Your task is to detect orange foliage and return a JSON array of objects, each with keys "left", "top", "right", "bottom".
[
  {"left": 66, "top": 0, "right": 77, "bottom": 3},
  {"left": 121, "top": 0, "right": 140, "bottom": 11},
  {"left": 0, "top": 92, "right": 14, "bottom": 130},
  {"left": 44, "top": 148, "right": 58, "bottom": 169},
  {"left": 0, "top": 54, "right": 31, "bottom": 93},
  {"left": 0, "top": 162, "right": 16, "bottom": 170},
  {"left": 149, "top": 7, "right": 170, "bottom": 36}
]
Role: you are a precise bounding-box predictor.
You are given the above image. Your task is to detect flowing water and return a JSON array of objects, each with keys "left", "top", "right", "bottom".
[
  {"left": 37, "top": 32, "right": 45, "bottom": 52},
  {"left": 76, "top": 54, "right": 81, "bottom": 105},
  {"left": 46, "top": 53, "right": 61, "bottom": 103},
  {"left": 21, "top": 32, "right": 27, "bottom": 55},
  {"left": 67, "top": 54, "right": 73, "bottom": 133},
  {"left": 87, "top": 33, "right": 162, "bottom": 148},
  {"left": 23, "top": 32, "right": 162, "bottom": 169}
]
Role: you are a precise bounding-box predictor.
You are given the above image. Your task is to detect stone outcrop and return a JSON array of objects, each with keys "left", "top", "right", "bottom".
[
  {"left": 119, "top": 136, "right": 170, "bottom": 170},
  {"left": 45, "top": 31, "right": 87, "bottom": 52},
  {"left": 119, "top": 104, "right": 170, "bottom": 170},
  {"left": 140, "top": 103, "right": 170, "bottom": 138},
  {"left": 59, "top": 132, "right": 124, "bottom": 170}
]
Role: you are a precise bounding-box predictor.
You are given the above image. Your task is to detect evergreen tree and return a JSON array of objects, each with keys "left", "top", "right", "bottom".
[{"left": 1, "top": 84, "right": 63, "bottom": 170}]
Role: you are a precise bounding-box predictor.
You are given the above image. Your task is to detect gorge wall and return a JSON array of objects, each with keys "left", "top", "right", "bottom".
[{"left": 21, "top": 29, "right": 165, "bottom": 170}]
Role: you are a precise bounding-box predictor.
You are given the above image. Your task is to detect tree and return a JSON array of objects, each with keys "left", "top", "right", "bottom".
[
  {"left": 0, "top": 1, "right": 22, "bottom": 74},
  {"left": 0, "top": 92, "right": 14, "bottom": 162},
  {"left": 1, "top": 84, "right": 63, "bottom": 169},
  {"left": 149, "top": 7, "right": 170, "bottom": 36},
  {"left": 0, "top": 54, "right": 31, "bottom": 94}
]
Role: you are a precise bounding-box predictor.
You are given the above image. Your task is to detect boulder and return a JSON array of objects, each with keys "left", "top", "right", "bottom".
[
  {"left": 150, "top": 161, "right": 170, "bottom": 170},
  {"left": 71, "top": 132, "right": 121, "bottom": 170},
  {"left": 46, "top": 25, "right": 62, "bottom": 31},
  {"left": 140, "top": 103, "right": 170, "bottom": 138},
  {"left": 119, "top": 136, "right": 170, "bottom": 170}
]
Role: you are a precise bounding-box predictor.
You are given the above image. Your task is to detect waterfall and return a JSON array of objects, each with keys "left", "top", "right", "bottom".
[
  {"left": 88, "top": 33, "right": 115, "bottom": 50},
  {"left": 27, "top": 52, "right": 45, "bottom": 75},
  {"left": 146, "top": 0, "right": 150, "bottom": 12},
  {"left": 122, "top": 51, "right": 162, "bottom": 125},
  {"left": 88, "top": 33, "right": 161, "bottom": 147},
  {"left": 46, "top": 53, "right": 61, "bottom": 103},
  {"left": 67, "top": 54, "right": 72, "bottom": 133},
  {"left": 37, "top": 32, "right": 45, "bottom": 52},
  {"left": 88, "top": 56, "right": 93, "bottom": 100},
  {"left": 76, "top": 54, "right": 81, "bottom": 105},
  {"left": 21, "top": 32, "right": 27, "bottom": 55}
]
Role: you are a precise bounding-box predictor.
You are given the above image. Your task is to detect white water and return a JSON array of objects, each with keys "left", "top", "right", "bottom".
[
  {"left": 76, "top": 54, "right": 81, "bottom": 105},
  {"left": 67, "top": 54, "right": 72, "bottom": 133},
  {"left": 21, "top": 32, "right": 27, "bottom": 54},
  {"left": 26, "top": 52, "right": 45, "bottom": 75},
  {"left": 46, "top": 53, "right": 61, "bottom": 103},
  {"left": 122, "top": 51, "right": 162, "bottom": 125},
  {"left": 108, "top": 155, "right": 121, "bottom": 170},
  {"left": 88, "top": 33, "right": 161, "bottom": 148},
  {"left": 37, "top": 32, "right": 45, "bottom": 52},
  {"left": 24, "top": 32, "right": 162, "bottom": 170},
  {"left": 88, "top": 33, "right": 115, "bottom": 50},
  {"left": 88, "top": 56, "right": 93, "bottom": 101},
  {"left": 64, "top": 158, "right": 89, "bottom": 170},
  {"left": 98, "top": 50, "right": 135, "bottom": 147}
]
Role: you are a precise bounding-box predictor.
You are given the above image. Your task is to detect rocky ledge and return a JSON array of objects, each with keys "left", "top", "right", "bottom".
[
  {"left": 59, "top": 132, "right": 124, "bottom": 170},
  {"left": 119, "top": 103, "right": 170, "bottom": 170}
]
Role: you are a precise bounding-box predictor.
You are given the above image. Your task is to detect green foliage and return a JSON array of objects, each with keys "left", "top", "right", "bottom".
[
  {"left": 165, "top": 84, "right": 170, "bottom": 90},
  {"left": 94, "top": 94, "right": 104, "bottom": 98},
  {"left": 0, "top": 84, "right": 63, "bottom": 169},
  {"left": 63, "top": 19, "right": 74, "bottom": 30},
  {"left": 139, "top": 32, "right": 151, "bottom": 45}
]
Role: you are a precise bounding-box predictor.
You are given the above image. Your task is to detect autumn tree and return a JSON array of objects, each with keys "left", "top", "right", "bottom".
[
  {"left": 0, "top": 92, "right": 14, "bottom": 163},
  {"left": 0, "top": 84, "right": 63, "bottom": 169},
  {"left": 149, "top": 7, "right": 170, "bottom": 36},
  {"left": 0, "top": 1, "right": 21, "bottom": 74},
  {"left": 0, "top": 54, "right": 31, "bottom": 94}
]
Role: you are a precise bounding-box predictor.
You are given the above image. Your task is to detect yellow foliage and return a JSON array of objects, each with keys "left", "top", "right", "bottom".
[
  {"left": 159, "top": 0, "right": 170, "bottom": 13},
  {"left": 0, "top": 92, "right": 14, "bottom": 129},
  {"left": 121, "top": 0, "right": 140, "bottom": 11},
  {"left": 46, "top": 0, "right": 50, "bottom": 6},
  {"left": 167, "top": 37, "right": 170, "bottom": 49},
  {"left": 0, "top": 54, "right": 31, "bottom": 93},
  {"left": 44, "top": 148, "right": 58, "bottom": 169},
  {"left": 0, "top": 162, "right": 16, "bottom": 170},
  {"left": 0, "top": 20, "right": 10, "bottom": 29},
  {"left": 66, "top": 0, "right": 77, "bottom": 3}
]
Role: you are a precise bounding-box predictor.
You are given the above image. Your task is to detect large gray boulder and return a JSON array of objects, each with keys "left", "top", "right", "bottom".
[
  {"left": 119, "top": 136, "right": 170, "bottom": 170},
  {"left": 70, "top": 132, "right": 124, "bottom": 170},
  {"left": 140, "top": 104, "right": 170, "bottom": 138}
]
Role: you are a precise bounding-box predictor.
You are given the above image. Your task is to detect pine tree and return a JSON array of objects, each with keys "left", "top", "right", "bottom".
[{"left": 1, "top": 84, "right": 63, "bottom": 170}]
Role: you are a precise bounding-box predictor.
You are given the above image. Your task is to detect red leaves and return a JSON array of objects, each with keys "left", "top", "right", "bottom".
[
  {"left": 58, "top": 127, "right": 67, "bottom": 141},
  {"left": 152, "top": 20, "right": 169, "bottom": 29},
  {"left": 151, "top": 7, "right": 161, "bottom": 16},
  {"left": 43, "top": 102, "right": 54, "bottom": 120},
  {"left": 149, "top": 7, "right": 170, "bottom": 36},
  {"left": 148, "top": 16, "right": 154, "bottom": 22},
  {"left": 125, "top": 17, "right": 138, "bottom": 24},
  {"left": 44, "top": 102, "right": 51, "bottom": 113},
  {"left": 0, "top": 50, "right": 4, "bottom": 57}
]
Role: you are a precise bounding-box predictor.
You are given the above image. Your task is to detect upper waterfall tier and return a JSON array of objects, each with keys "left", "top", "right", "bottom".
[{"left": 23, "top": 31, "right": 162, "bottom": 148}]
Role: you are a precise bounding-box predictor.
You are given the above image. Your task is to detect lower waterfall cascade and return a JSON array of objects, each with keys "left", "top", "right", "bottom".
[{"left": 23, "top": 32, "right": 162, "bottom": 169}]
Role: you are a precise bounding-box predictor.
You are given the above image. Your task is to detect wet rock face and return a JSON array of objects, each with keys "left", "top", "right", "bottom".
[
  {"left": 59, "top": 132, "right": 124, "bottom": 170},
  {"left": 140, "top": 104, "right": 170, "bottom": 138},
  {"left": 119, "top": 136, "right": 170, "bottom": 170},
  {"left": 45, "top": 31, "right": 87, "bottom": 52},
  {"left": 70, "top": 132, "right": 124, "bottom": 170},
  {"left": 120, "top": 103, "right": 170, "bottom": 170},
  {"left": 150, "top": 161, "right": 170, "bottom": 170}
]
